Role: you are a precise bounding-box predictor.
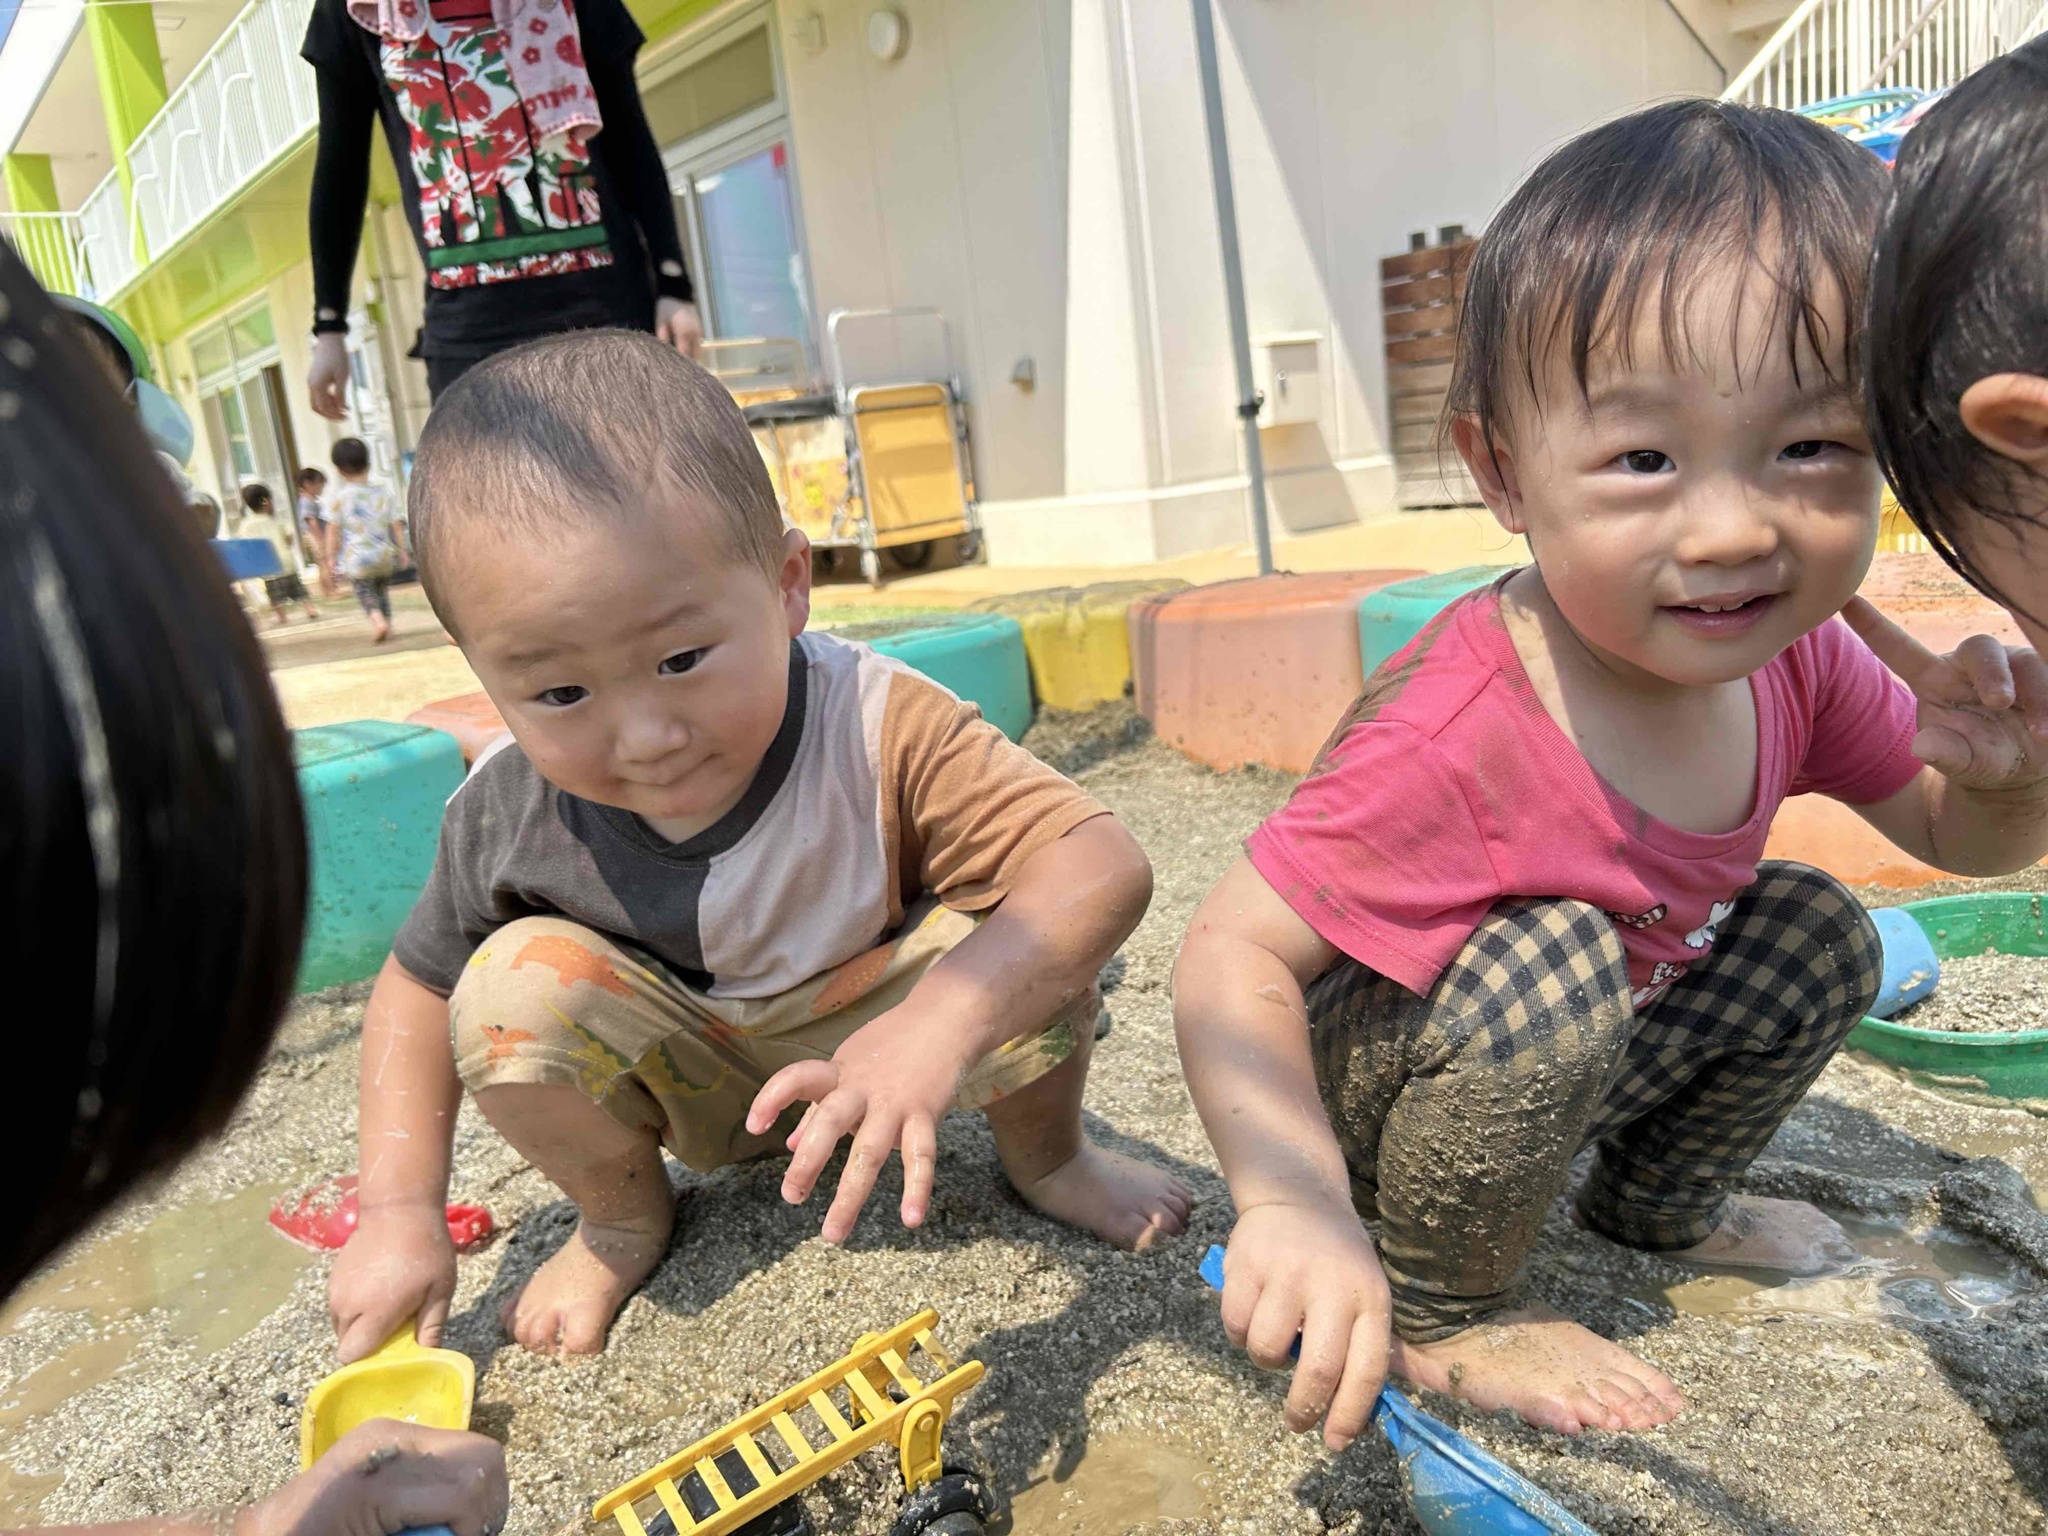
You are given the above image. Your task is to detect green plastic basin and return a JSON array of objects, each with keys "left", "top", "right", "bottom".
[
  {"left": 1357, "top": 566, "right": 1514, "bottom": 677},
  {"left": 1849, "top": 892, "right": 2048, "bottom": 1099},
  {"left": 834, "top": 613, "right": 1033, "bottom": 741},
  {"left": 295, "top": 721, "right": 466, "bottom": 992}
]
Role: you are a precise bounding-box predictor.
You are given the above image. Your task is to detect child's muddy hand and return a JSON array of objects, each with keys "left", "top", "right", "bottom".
[
  {"left": 327, "top": 1202, "right": 457, "bottom": 1363},
  {"left": 1844, "top": 597, "right": 2048, "bottom": 789},
  {"left": 747, "top": 1010, "right": 968, "bottom": 1244},
  {"left": 1221, "top": 1201, "right": 1393, "bottom": 1452},
  {"left": 240, "top": 1420, "right": 508, "bottom": 1536}
]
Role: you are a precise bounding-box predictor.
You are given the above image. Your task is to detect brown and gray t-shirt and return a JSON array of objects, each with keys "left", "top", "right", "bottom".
[{"left": 393, "top": 631, "right": 1106, "bottom": 998}]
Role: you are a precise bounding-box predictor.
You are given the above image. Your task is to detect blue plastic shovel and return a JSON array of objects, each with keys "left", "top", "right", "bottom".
[{"left": 1199, "top": 1245, "right": 1596, "bottom": 1536}]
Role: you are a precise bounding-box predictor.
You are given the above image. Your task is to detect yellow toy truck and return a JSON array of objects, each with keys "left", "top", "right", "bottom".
[{"left": 591, "top": 1310, "right": 997, "bottom": 1536}]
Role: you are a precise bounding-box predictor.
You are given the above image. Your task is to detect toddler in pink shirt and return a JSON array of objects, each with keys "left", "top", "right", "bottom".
[{"left": 1176, "top": 99, "right": 2048, "bottom": 1448}]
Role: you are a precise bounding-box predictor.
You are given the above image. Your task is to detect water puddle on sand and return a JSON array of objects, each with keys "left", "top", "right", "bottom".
[
  {"left": 1648, "top": 1215, "right": 2035, "bottom": 1323},
  {"left": 0, "top": 1182, "right": 310, "bottom": 1459},
  {"left": 1002, "top": 1433, "right": 1219, "bottom": 1534}
]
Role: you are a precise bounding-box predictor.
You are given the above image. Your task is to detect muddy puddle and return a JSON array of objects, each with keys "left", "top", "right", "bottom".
[
  {"left": 1001, "top": 1432, "right": 1220, "bottom": 1534},
  {"left": 0, "top": 1182, "right": 309, "bottom": 1521},
  {"left": 1628, "top": 1214, "right": 2036, "bottom": 1324}
]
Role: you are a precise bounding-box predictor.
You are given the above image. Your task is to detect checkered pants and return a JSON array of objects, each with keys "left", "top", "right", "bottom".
[{"left": 1304, "top": 861, "right": 1880, "bottom": 1341}]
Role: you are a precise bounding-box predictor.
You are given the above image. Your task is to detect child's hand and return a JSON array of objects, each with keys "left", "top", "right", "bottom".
[
  {"left": 239, "top": 1419, "right": 507, "bottom": 1536},
  {"left": 745, "top": 1005, "right": 970, "bottom": 1244},
  {"left": 1220, "top": 1200, "right": 1396, "bottom": 1452},
  {"left": 1845, "top": 596, "right": 2048, "bottom": 791},
  {"left": 328, "top": 1202, "right": 457, "bottom": 1363}
]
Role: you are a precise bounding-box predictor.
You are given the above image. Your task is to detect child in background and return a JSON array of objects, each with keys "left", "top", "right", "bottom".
[
  {"left": 236, "top": 482, "right": 323, "bottom": 625},
  {"left": 324, "top": 436, "right": 406, "bottom": 642},
  {"left": 1866, "top": 35, "right": 2048, "bottom": 646},
  {"left": 1175, "top": 98, "right": 2048, "bottom": 1450},
  {"left": 327, "top": 331, "right": 1188, "bottom": 1363},
  {"left": 297, "top": 465, "right": 337, "bottom": 596}
]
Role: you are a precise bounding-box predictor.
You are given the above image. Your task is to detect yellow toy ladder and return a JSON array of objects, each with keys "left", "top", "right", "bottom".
[{"left": 591, "top": 1311, "right": 982, "bottom": 1536}]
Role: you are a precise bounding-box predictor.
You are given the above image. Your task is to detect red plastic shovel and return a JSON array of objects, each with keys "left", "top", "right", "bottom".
[{"left": 269, "top": 1175, "right": 494, "bottom": 1252}]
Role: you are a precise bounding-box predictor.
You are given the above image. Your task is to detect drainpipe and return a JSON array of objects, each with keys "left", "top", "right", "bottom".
[{"left": 1189, "top": 0, "right": 1273, "bottom": 576}]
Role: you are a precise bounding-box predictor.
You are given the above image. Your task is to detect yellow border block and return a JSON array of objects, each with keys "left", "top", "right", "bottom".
[{"left": 971, "top": 580, "right": 1188, "bottom": 712}]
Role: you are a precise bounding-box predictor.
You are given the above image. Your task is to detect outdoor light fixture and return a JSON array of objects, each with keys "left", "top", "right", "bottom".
[{"left": 866, "top": 7, "right": 908, "bottom": 62}]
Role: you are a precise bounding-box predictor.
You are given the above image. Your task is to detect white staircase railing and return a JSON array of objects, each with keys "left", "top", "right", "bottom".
[
  {"left": 1725, "top": 0, "right": 2048, "bottom": 109},
  {"left": 77, "top": 170, "right": 138, "bottom": 298},
  {"left": 123, "top": 0, "right": 318, "bottom": 279},
  {"left": 0, "top": 210, "right": 98, "bottom": 299}
]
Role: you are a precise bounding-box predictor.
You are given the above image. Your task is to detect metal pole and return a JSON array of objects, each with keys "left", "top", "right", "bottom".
[{"left": 1189, "top": 0, "right": 1273, "bottom": 576}]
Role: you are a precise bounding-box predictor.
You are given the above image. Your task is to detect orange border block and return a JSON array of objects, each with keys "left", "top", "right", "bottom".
[
  {"left": 1130, "top": 571, "right": 1424, "bottom": 774},
  {"left": 404, "top": 691, "right": 508, "bottom": 766}
]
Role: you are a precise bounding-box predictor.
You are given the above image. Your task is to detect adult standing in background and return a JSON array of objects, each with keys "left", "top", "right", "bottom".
[{"left": 301, "top": 0, "right": 702, "bottom": 418}]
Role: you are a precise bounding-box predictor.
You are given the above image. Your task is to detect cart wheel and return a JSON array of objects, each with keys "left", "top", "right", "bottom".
[
  {"left": 955, "top": 531, "right": 983, "bottom": 565},
  {"left": 860, "top": 548, "right": 884, "bottom": 587},
  {"left": 890, "top": 1468, "right": 998, "bottom": 1536},
  {"left": 889, "top": 539, "right": 934, "bottom": 571}
]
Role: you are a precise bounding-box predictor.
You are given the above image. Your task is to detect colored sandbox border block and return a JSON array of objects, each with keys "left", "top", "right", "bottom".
[
  {"left": 1357, "top": 565, "right": 1515, "bottom": 677},
  {"left": 405, "top": 691, "right": 510, "bottom": 766},
  {"left": 295, "top": 721, "right": 465, "bottom": 992},
  {"left": 1130, "top": 570, "right": 1425, "bottom": 775},
  {"left": 969, "top": 579, "right": 1189, "bottom": 711},
  {"left": 851, "top": 612, "right": 1034, "bottom": 741}
]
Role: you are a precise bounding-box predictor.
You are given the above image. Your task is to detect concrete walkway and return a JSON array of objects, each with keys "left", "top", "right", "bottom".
[{"left": 259, "top": 509, "right": 1527, "bottom": 728}]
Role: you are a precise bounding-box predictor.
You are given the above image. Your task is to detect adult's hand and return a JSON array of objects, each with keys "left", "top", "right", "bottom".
[
  {"left": 309, "top": 334, "right": 352, "bottom": 420},
  {"left": 655, "top": 298, "right": 704, "bottom": 361},
  {"left": 237, "top": 1420, "right": 507, "bottom": 1536}
]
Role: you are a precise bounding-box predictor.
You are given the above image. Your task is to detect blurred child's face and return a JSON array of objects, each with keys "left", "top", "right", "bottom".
[
  {"left": 449, "top": 496, "right": 810, "bottom": 837},
  {"left": 1951, "top": 372, "right": 2048, "bottom": 654},
  {"left": 1458, "top": 257, "right": 1881, "bottom": 689}
]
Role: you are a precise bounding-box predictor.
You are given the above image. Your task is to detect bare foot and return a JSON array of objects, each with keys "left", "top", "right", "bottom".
[
  {"left": 1667, "top": 1195, "right": 1855, "bottom": 1276},
  {"left": 1397, "top": 1302, "right": 1685, "bottom": 1435},
  {"left": 499, "top": 1206, "right": 673, "bottom": 1356},
  {"left": 1009, "top": 1141, "right": 1192, "bottom": 1251}
]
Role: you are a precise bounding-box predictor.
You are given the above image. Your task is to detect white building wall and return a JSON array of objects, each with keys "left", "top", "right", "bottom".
[{"left": 779, "top": 0, "right": 1726, "bottom": 566}]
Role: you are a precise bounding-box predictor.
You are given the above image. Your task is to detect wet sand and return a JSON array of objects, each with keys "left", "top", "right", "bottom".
[{"left": 4, "top": 717, "right": 2048, "bottom": 1535}]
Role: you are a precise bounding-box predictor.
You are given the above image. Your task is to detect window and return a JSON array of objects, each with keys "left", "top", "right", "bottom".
[
  {"left": 653, "top": 14, "right": 814, "bottom": 362},
  {"left": 190, "top": 302, "right": 305, "bottom": 559}
]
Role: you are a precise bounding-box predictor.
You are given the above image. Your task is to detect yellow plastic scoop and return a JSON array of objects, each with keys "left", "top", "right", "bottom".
[{"left": 300, "top": 1326, "right": 476, "bottom": 1468}]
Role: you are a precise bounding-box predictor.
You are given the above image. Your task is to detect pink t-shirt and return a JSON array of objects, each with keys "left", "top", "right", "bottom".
[{"left": 1247, "top": 583, "right": 1923, "bottom": 1006}]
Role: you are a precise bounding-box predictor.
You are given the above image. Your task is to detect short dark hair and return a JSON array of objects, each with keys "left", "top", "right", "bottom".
[
  {"left": 240, "top": 481, "right": 273, "bottom": 514},
  {"left": 407, "top": 330, "right": 784, "bottom": 624},
  {"left": 331, "top": 436, "right": 371, "bottom": 475},
  {"left": 1449, "top": 98, "right": 1888, "bottom": 458},
  {"left": 1866, "top": 39, "right": 2048, "bottom": 604},
  {"left": 296, "top": 466, "right": 326, "bottom": 489},
  {"left": 0, "top": 246, "right": 307, "bottom": 1301}
]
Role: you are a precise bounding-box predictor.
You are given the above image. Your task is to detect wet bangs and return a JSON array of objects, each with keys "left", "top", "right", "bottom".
[{"left": 1449, "top": 99, "right": 1889, "bottom": 448}]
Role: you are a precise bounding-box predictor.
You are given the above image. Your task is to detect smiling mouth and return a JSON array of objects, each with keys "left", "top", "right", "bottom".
[{"left": 1662, "top": 591, "right": 1782, "bottom": 633}]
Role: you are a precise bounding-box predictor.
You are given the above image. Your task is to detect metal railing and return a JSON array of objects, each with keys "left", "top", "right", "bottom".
[
  {"left": 1725, "top": 0, "right": 2048, "bottom": 108},
  {"left": 77, "top": 171, "right": 136, "bottom": 297},
  {"left": 123, "top": 0, "right": 318, "bottom": 275},
  {"left": 0, "top": 211, "right": 97, "bottom": 298}
]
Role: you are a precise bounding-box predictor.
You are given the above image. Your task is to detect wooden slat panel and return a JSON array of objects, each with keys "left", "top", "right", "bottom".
[
  {"left": 1392, "top": 422, "right": 1441, "bottom": 453},
  {"left": 1386, "top": 333, "right": 1456, "bottom": 366},
  {"left": 1382, "top": 304, "right": 1458, "bottom": 339},
  {"left": 1382, "top": 272, "right": 1463, "bottom": 308},
  {"left": 1391, "top": 394, "right": 1444, "bottom": 426},
  {"left": 770, "top": 1412, "right": 813, "bottom": 1464},
  {"left": 1380, "top": 241, "right": 1473, "bottom": 281},
  {"left": 1386, "top": 361, "right": 1455, "bottom": 397}
]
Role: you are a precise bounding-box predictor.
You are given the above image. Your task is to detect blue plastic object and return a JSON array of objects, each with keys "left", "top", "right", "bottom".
[
  {"left": 1199, "top": 1246, "right": 1595, "bottom": 1536},
  {"left": 295, "top": 722, "right": 466, "bottom": 992},
  {"left": 858, "top": 613, "right": 1034, "bottom": 741},
  {"left": 215, "top": 537, "right": 285, "bottom": 581},
  {"left": 1357, "top": 567, "right": 1514, "bottom": 676},
  {"left": 1868, "top": 904, "right": 1941, "bottom": 1019}
]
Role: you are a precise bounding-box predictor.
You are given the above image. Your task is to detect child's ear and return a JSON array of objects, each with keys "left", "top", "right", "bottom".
[
  {"left": 778, "top": 526, "right": 813, "bottom": 636},
  {"left": 1450, "top": 415, "right": 1525, "bottom": 534},
  {"left": 1960, "top": 374, "right": 2048, "bottom": 470}
]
